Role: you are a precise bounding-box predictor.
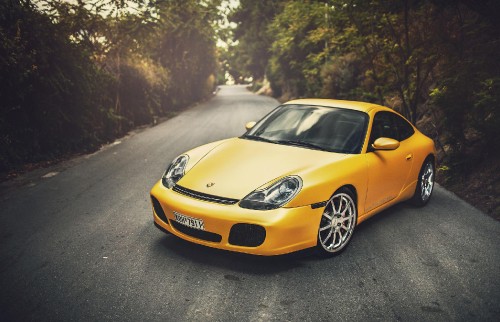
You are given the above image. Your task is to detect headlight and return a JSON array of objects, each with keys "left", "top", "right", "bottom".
[
  {"left": 239, "top": 176, "right": 303, "bottom": 210},
  {"left": 162, "top": 155, "right": 189, "bottom": 188}
]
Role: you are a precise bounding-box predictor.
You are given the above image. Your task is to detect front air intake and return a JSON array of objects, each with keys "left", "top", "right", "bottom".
[
  {"left": 170, "top": 221, "right": 222, "bottom": 243},
  {"left": 228, "top": 224, "right": 266, "bottom": 247},
  {"left": 151, "top": 195, "right": 169, "bottom": 225}
]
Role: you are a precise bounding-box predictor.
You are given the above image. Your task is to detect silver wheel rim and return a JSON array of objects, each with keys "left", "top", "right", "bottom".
[
  {"left": 421, "top": 162, "right": 434, "bottom": 202},
  {"left": 318, "top": 192, "right": 356, "bottom": 253}
]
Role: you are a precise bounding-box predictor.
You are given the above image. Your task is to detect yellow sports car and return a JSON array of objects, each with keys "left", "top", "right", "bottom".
[{"left": 150, "top": 99, "right": 436, "bottom": 256}]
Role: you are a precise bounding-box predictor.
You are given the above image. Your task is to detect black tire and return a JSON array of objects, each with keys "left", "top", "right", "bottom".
[
  {"left": 315, "top": 187, "right": 357, "bottom": 258},
  {"left": 410, "top": 158, "right": 435, "bottom": 207}
]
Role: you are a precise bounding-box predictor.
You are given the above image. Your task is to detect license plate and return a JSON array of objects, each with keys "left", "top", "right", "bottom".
[{"left": 173, "top": 211, "right": 205, "bottom": 230}]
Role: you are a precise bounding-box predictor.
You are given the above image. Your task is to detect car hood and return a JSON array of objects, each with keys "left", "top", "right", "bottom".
[{"left": 177, "top": 137, "right": 349, "bottom": 200}]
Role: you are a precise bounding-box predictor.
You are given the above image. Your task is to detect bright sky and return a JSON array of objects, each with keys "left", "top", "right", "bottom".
[
  {"left": 34, "top": 0, "right": 240, "bottom": 49},
  {"left": 217, "top": 0, "right": 240, "bottom": 48}
]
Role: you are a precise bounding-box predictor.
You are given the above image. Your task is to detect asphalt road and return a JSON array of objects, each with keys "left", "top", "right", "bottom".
[{"left": 1, "top": 85, "right": 499, "bottom": 321}]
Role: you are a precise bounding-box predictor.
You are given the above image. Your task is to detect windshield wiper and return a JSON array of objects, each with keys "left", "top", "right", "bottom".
[
  {"left": 276, "top": 140, "right": 329, "bottom": 152},
  {"left": 241, "top": 135, "right": 276, "bottom": 143}
]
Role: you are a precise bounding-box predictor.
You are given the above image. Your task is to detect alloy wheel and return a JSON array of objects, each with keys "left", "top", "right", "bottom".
[
  {"left": 318, "top": 192, "right": 356, "bottom": 253},
  {"left": 420, "top": 162, "right": 434, "bottom": 202}
]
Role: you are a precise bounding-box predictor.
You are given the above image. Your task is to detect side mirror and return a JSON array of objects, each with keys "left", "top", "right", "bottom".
[
  {"left": 245, "top": 121, "right": 256, "bottom": 131},
  {"left": 372, "top": 137, "right": 400, "bottom": 151}
]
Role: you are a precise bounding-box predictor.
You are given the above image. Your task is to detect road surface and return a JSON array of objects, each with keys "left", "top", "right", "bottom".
[{"left": 1, "top": 85, "right": 499, "bottom": 321}]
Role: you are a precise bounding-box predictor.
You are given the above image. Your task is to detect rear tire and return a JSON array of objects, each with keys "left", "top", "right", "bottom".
[
  {"left": 315, "top": 187, "right": 357, "bottom": 257},
  {"left": 410, "top": 158, "right": 435, "bottom": 207}
]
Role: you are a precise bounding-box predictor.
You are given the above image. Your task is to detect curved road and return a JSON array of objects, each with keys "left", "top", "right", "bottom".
[{"left": 1, "top": 85, "right": 499, "bottom": 321}]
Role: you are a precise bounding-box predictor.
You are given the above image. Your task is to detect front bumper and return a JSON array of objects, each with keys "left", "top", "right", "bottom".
[{"left": 150, "top": 181, "right": 323, "bottom": 255}]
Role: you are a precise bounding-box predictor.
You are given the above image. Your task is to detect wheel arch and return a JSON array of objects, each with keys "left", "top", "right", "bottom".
[
  {"left": 425, "top": 152, "right": 435, "bottom": 163},
  {"left": 334, "top": 184, "right": 358, "bottom": 211},
  {"left": 420, "top": 153, "right": 437, "bottom": 174},
  {"left": 341, "top": 184, "right": 357, "bottom": 202},
  {"left": 409, "top": 153, "right": 436, "bottom": 207}
]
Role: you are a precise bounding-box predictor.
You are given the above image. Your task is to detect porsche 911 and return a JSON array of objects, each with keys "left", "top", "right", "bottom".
[{"left": 150, "top": 99, "right": 436, "bottom": 256}]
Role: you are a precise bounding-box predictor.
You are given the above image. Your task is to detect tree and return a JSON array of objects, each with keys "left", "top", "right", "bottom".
[
  {"left": 0, "top": 0, "right": 221, "bottom": 174},
  {"left": 154, "top": 0, "right": 220, "bottom": 106},
  {"left": 229, "top": 0, "right": 284, "bottom": 82}
]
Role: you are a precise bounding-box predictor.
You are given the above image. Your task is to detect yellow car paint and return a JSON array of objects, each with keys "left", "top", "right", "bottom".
[
  {"left": 150, "top": 99, "right": 436, "bottom": 255},
  {"left": 151, "top": 181, "right": 324, "bottom": 255}
]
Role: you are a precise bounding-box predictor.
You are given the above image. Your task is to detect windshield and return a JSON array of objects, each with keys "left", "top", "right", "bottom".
[{"left": 242, "top": 104, "right": 369, "bottom": 154}]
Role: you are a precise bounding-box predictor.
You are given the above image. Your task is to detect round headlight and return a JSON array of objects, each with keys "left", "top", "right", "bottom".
[
  {"left": 162, "top": 155, "right": 189, "bottom": 188},
  {"left": 239, "top": 176, "right": 303, "bottom": 210}
]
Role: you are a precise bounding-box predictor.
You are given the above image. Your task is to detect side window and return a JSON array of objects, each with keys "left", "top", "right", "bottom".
[
  {"left": 391, "top": 114, "right": 415, "bottom": 141},
  {"left": 369, "top": 112, "right": 398, "bottom": 145}
]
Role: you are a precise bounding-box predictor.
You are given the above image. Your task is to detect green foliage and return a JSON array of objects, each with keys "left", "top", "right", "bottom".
[
  {"left": 320, "top": 53, "right": 375, "bottom": 102},
  {"left": 0, "top": 0, "right": 220, "bottom": 173},
  {"left": 229, "top": 0, "right": 500, "bottom": 181},
  {"left": 428, "top": 0, "right": 500, "bottom": 177},
  {"left": 229, "top": 0, "right": 284, "bottom": 82},
  {"left": 267, "top": 1, "right": 327, "bottom": 98},
  {"left": 154, "top": 0, "right": 220, "bottom": 107},
  {"left": 118, "top": 57, "right": 170, "bottom": 130},
  {"left": 0, "top": 1, "right": 112, "bottom": 170}
]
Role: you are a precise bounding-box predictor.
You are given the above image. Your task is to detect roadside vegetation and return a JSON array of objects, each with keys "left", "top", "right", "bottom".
[
  {"left": 0, "top": 0, "right": 221, "bottom": 176},
  {"left": 226, "top": 0, "right": 500, "bottom": 218},
  {"left": 1, "top": 0, "right": 498, "bottom": 217}
]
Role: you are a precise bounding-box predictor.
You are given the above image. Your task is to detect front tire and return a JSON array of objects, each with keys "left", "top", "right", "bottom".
[
  {"left": 410, "top": 158, "right": 435, "bottom": 206},
  {"left": 315, "top": 187, "right": 357, "bottom": 257}
]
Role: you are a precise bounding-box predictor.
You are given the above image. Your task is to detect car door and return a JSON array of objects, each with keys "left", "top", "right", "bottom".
[{"left": 364, "top": 111, "right": 414, "bottom": 212}]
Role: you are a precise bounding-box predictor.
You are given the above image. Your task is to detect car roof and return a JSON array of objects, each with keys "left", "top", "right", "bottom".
[{"left": 283, "top": 98, "right": 392, "bottom": 113}]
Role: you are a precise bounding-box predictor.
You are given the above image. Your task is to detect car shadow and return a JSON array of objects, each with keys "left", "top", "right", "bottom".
[
  {"left": 154, "top": 234, "right": 323, "bottom": 275},
  {"left": 355, "top": 202, "right": 409, "bottom": 233},
  {"left": 152, "top": 200, "right": 420, "bottom": 275}
]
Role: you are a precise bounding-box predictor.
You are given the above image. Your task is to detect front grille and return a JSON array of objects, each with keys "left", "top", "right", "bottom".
[
  {"left": 151, "top": 195, "right": 169, "bottom": 225},
  {"left": 229, "top": 224, "right": 266, "bottom": 247},
  {"left": 173, "top": 185, "right": 239, "bottom": 205},
  {"left": 171, "top": 220, "right": 222, "bottom": 243}
]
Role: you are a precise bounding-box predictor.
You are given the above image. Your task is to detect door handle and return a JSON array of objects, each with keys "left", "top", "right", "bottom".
[{"left": 406, "top": 153, "right": 413, "bottom": 161}]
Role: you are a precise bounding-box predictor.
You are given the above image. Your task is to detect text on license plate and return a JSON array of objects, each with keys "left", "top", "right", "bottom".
[{"left": 173, "top": 211, "right": 205, "bottom": 230}]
